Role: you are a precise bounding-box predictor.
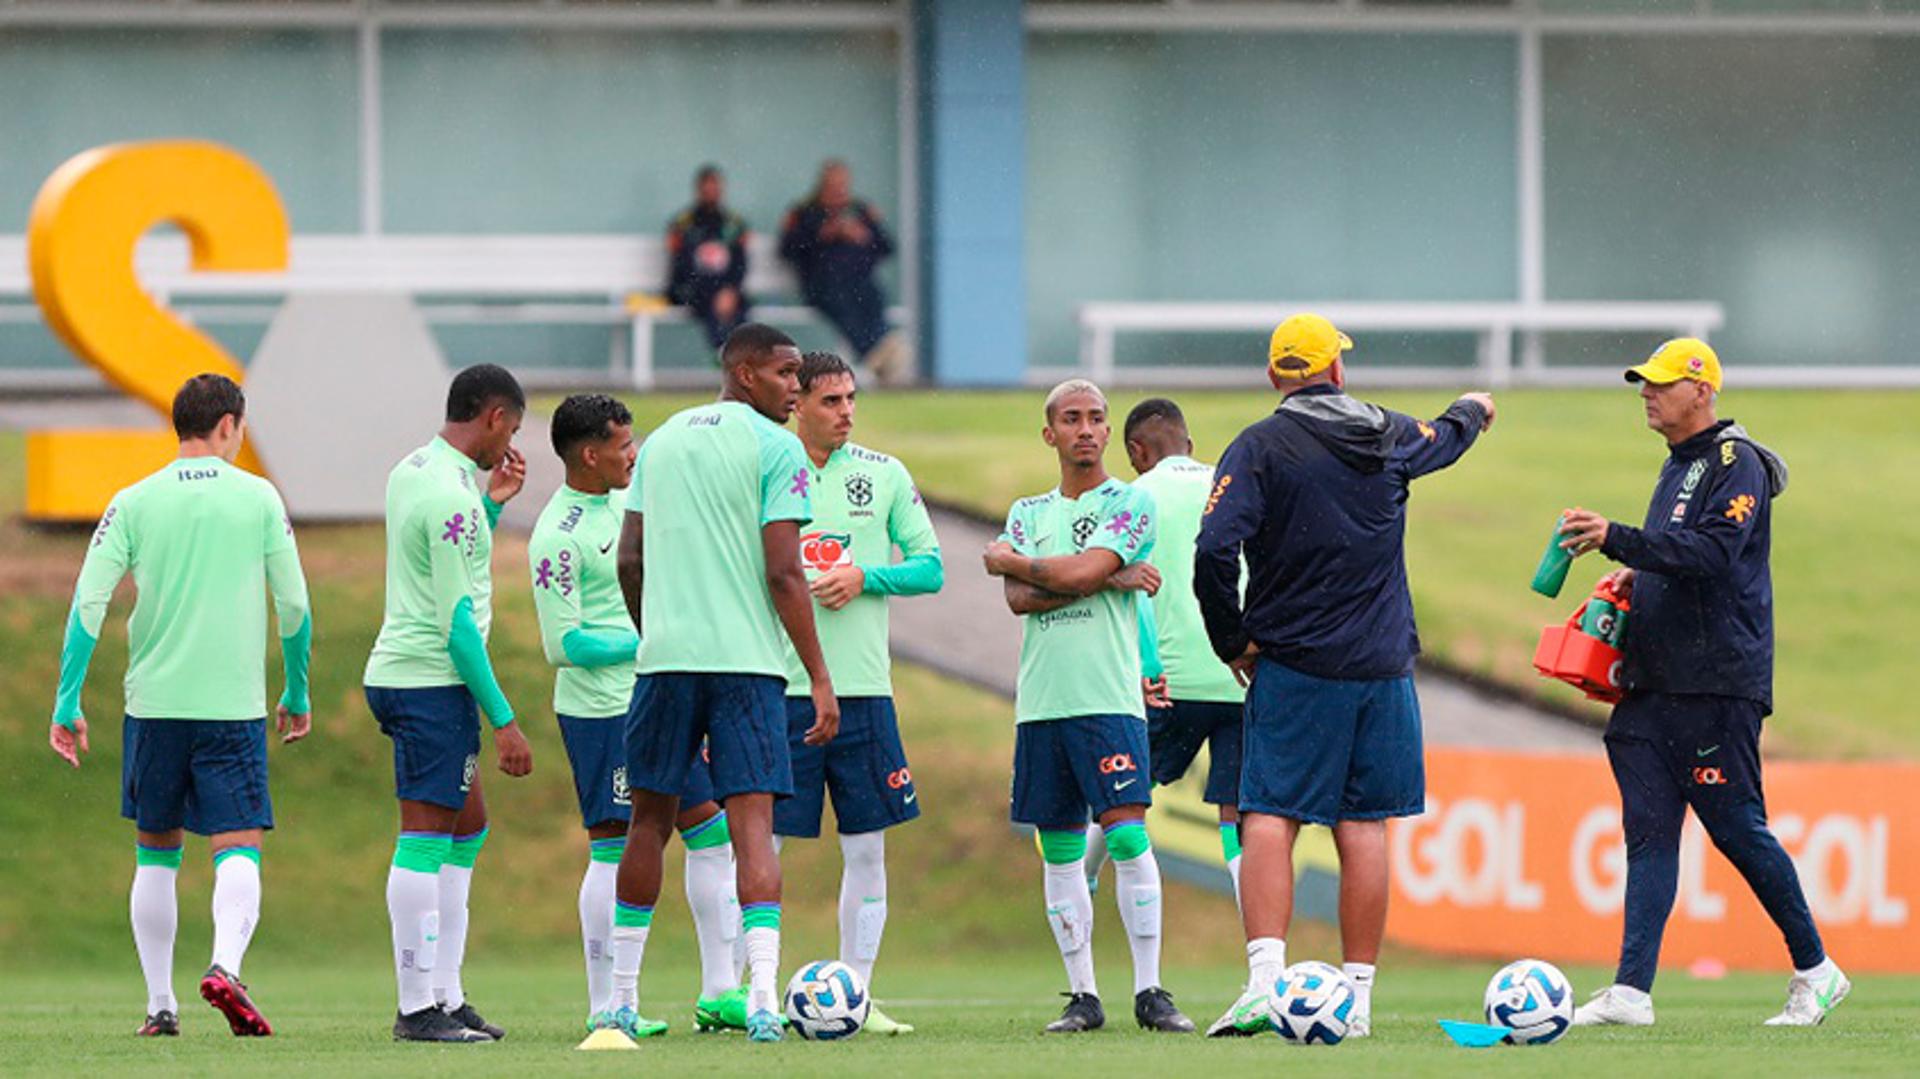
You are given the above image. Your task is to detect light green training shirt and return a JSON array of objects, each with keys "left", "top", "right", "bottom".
[
  {"left": 529, "top": 484, "right": 638, "bottom": 718},
  {"left": 364, "top": 437, "right": 498, "bottom": 689},
  {"left": 1001, "top": 477, "right": 1158, "bottom": 723},
  {"left": 1132, "top": 456, "right": 1245, "bottom": 704},
  {"left": 627, "top": 401, "right": 811, "bottom": 677},
  {"left": 55, "top": 456, "right": 309, "bottom": 721},
  {"left": 780, "top": 442, "right": 941, "bottom": 698}
]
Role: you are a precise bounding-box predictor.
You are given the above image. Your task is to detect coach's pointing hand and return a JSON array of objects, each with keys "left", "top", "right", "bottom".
[{"left": 1459, "top": 392, "right": 1497, "bottom": 431}]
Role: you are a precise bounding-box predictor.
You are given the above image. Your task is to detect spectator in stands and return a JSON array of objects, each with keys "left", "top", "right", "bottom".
[
  {"left": 780, "top": 160, "right": 913, "bottom": 384},
  {"left": 666, "top": 164, "right": 751, "bottom": 350}
]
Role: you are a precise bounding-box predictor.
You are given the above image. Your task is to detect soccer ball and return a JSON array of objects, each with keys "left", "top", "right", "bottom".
[
  {"left": 1269, "top": 961, "right": 1357, "bottom": 1045},
  {"left": 1484, "top": 959, "right": 1574, "bottom": 1045},
  {"left": 784, "top": 959, "right": 869, "bottom": 1040}
]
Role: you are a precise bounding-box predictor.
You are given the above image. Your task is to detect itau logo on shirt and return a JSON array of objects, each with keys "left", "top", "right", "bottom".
[{"left": 801, "top": 531, "right": 853, "bottom": 573}]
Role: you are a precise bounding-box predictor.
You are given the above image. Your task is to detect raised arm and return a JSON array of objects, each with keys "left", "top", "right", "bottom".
[
  {"left": 1585, "top": 443, "right": 1769, "bottom": 579},
  {"left": 1395, "top": 393, "right": 1494, "bottom": 480}
]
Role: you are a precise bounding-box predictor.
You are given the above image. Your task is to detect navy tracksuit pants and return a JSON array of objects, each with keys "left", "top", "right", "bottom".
[{"left": 1604, "top": 691, "right": 1826, "bottom": 990}]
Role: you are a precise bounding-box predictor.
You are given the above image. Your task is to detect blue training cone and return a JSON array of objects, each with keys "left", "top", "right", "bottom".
[{"left": 1437, "top": 1019, "right": 1510, "bottom": 1048}]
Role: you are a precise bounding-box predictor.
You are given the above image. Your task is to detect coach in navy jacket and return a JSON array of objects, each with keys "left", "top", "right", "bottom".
[{"left": 1558, "top": 338, "right": 1843, "bottom": 1029}]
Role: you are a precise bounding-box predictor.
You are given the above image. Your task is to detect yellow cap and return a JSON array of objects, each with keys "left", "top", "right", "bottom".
[
  {"left": 1625, "top": 338, "right": 1722, "bottom": 393},
  {"left": 1268, "top": 313, "right": 1353, "bottom": 381}
]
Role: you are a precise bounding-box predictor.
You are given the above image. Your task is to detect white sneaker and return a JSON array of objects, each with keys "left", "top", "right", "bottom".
[
  {"left": 1346, "top": 1013, "right": 1371, "bottom": 1039},
  {"left": 1572, "top": 985, "right": 1654, "bottom": 1027},
  {"left": 1764, "top": 965, "right": 1850, "bottom": 1026}
]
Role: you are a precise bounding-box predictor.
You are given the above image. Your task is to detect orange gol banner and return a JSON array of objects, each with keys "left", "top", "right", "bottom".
[{"left": 1387, "top": 747, "right": 1920, "bottom": 973}]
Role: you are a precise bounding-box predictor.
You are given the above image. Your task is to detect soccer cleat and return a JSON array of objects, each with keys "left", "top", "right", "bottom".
[
  {"left": 1764, "top": 965, "right": 1850, "bottom": 1027},
  {"left": 199, "top": 965, "right": 272, "bottom": 1036},
  {"left": 1205, "top": 988, "right": 1273, "bottom": 1037},
  {"left": 443, "top": 1001, "right": 505, "bottom": 1040},
  {"left": 1044, "top": 992, "right": 1105, "bottom": 1033},
  {"left": 393, "top": 1006, "right": 491, "bottom": 1042},
  {"left": 136, "top": 1010, "right": 180, "bottom": 1037},
  {"left": 1572, "top": 985, "right": 1655, "bottom": 1027},
  {"left": 746, "top": 1008, "right": 784, "bottom": 1043},
  {"left": 863, "top": 1003, "right": 914, "bottom": 1035},
  {"left": 1347, "top": 1014, "right": 1372, "bottom": 1039},
  {"left": 695, "top": 986, "right": 750, "bottom": 1032},
  {"left": 1133, "top": 987, "right": 1195, "bottom": 1033},
  {"left": 604, "top": 1006, "right": 669, "bottom": 1040}
]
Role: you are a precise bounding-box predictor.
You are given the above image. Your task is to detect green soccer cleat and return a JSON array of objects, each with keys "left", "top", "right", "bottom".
[
  {"left": 746, "top": 1008, "right": 784, "bottom": 1043},
  {"left": 695, "top": 986, "right": 750, "bottom": 1032},
  {"left": 863, "top": 1003, "right": 914, "bottom": 1035},
  {"left": 1205, "top": 988, "right": 1274, "bottom": 1037},
  {"left": 602, "top": 1006, "right": 669, "bottom": 1040}
]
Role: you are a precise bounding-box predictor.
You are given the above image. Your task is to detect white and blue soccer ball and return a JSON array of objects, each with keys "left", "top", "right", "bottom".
[
  {"left": 1484, "top": 959, "right": 1574, "bottom": 1045},
  {"left": 784, "top": 959, "right": 869, "bottom": 1040},
  {"left": 1269, "top": 961, "right": 1357, "bottom": 1045}
]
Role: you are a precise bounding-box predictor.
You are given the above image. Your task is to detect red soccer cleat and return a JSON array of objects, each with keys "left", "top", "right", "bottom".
[{"left": 199, "top": 965, "right": 273, "bottom": 1036}]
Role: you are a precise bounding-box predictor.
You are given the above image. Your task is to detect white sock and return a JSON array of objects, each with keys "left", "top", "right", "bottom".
[
  {"left": 744, "top": 926, "right": 781, "bottom": 1016},
  {"left": 432, "top": 864, "right": 473, "bottom": 1010},
  {"left": 131, "top": 860, "right": 179, "bottom": 1014},
  {"left": 838, "top": 832, "right": 888, "bottom": 990},
  {"left": 1112, "top": 847, "right": 1163, "bottom": 995},
  {"left": 210, "top": 851, "right": 261, "bottom": 975},
  {"left": 1612, "top": 983, "right": 1651, "bottom": 1006},
  {"left": 1247, "top": 936, "right": 1287, "bottom": 995},
  {"left": 386, "top": 863, "right": 441, "bottom": 1014},
  {"left": 1043, "top": 860, "right": 1097, "bottom": 996},
  {"left": 611, "top": 923, "right": 650, "bottom": 1011},
  {"left": 1797, "top": 957, "right": 1840, "bottom": 981},
  {"left": 685, "top": 845, "right": 741, "bottom": 999},
  {"left": 579, "top": 860, "right": 618, "bottom": 1015},
  {"left": 1344, "top": 962, "right": 1375, "bottom": 1018},
  {"left": 1228, "top": 854, "right": 1243, "bottom": 911}
]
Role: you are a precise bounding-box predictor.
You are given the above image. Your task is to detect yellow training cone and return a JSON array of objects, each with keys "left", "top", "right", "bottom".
[{"left": 577, "top": 1027, "right": 639, "bottom": 1051}]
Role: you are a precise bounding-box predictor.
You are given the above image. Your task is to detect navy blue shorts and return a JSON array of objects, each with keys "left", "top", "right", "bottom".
[
  {"left": 626, "top": 672, "right": 790, "bottom": 803},
  {"left": 1010, "top": 714, "right": 1151, "bottom": 830},
  {"left": 121, "top": 717, "right": 272, "bottom": 835},
  {"left": 775, "top": 696, "right": 919, "bottom": 838},
  {"left": 558, "top": 713, "right": 719, "bottom": 829},
  {"left": 367, "top": 685, "right": 481, "bottom": 812},
  {"left": 1148, "top": 699, "right": 1244, "bottom": 806},
  {"left": 1240, "top": 657, "right": 1424, "bottom": 826}
]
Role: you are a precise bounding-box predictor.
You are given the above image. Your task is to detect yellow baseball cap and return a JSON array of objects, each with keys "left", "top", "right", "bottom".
[
  {"left": 1269, "top": 313, "right": 1353, "bottom": 380},
  {"left": 1625, "top": 338, "right": 1722, "bottom": 393}
]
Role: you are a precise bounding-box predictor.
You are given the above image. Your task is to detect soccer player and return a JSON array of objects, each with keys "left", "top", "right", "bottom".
[
  {"left": 1558, "top": 340, "right": 1847, "bottom": 1027},
  {"left": 1122, "top": 398, "right": 1248, "bottom": 906},
  {"left": 982, "top": 379, "right": 1194, "bottom": 1035},
  {"left": 607, "top": 323, "right": 839, "bottom": 1044},
  {"left": 1195, "top": 314, "right": 1493, "bottom": 1039},
  {"left": 364, "top": 363, "right": 533, "bottom": 1043},
  {"left": 773, "top": 351, "right": 943, "bottom": 1035},
  {"left": 48, "top": 374, "right": 312, "bottom": 1038},
  {"left": 527, "top": 394, "right": 747, "bottom": 1035}
]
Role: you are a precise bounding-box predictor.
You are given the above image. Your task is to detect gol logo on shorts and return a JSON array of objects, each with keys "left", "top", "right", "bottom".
[
  {"left": 886, "top": 767, "right": 913, "bottom": 790},
  {"left": 1692, "top": 766, "right": 1729, "bottom": 786},
  {"left": 1098, "top": 753, "right": 1136, "bottom": 775}
]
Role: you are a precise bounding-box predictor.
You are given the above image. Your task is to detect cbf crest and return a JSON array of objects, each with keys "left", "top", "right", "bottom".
[
  {"left": 612, "top": 766, "right": 631, "bottom": 807},
  {"left": 845, "top": 473, "right": 874, "bottom": 509},
  {"left": 1071, "top": 514, "right": 1098, "bottom": 550}
]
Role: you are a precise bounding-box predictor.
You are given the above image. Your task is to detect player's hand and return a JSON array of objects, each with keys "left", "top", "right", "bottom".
[
  {"left": 276, "top": 704, "right": 312, "bottom": 745},
  {"left": 1599, "top": 567, "right": 1636, "bottom": 600},
  {"left": 1559, "top": 507, "right": 1610, "bottom": 558},
  {"left": 804, "top": 682, "right": 840, "bottom": 746},
  {"left": 982, "top": 541, "right": 1017, "bottom": 577},
  {"left": 1228, "top": 643, "right": 1260, "bottom": 688},
  {"left": 494, "top": 720, "right": 533, "bottom": 777},
  {"left": 810, "top": 565, "right": 865, "bottom": 610},
  {"left": 1459, "top": 392, "right": 1497, "bottom": 431},
  {"left": 1142, "top": 676, "right": 1171, "bottom": 710},
  {"left": 488, "top": 446, "right": 527, "bottom": 505},
  {"left": 49, "top": 716, "right": 88, "bottom": 768},
  {"left": 1108, "top": 562, "right": 1162, "bottom": 596}
]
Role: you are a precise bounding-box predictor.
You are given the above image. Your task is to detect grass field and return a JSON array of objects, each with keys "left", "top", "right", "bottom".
[{"left": 603, "top": 388, "right": 1920, "bottom": 760}]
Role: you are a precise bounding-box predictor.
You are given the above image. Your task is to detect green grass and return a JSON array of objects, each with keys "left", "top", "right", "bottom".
[
  {"left": 603, "top": 388, "right": 1920, "bottom": 759},
  {"left": 1, "top": 959, "right": 1915, "bottom": 1077}
]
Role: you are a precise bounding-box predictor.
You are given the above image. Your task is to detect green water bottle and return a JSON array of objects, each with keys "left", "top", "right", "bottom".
[{"left": 1530, "top": 514, "right": 1572, "bottom": 598}]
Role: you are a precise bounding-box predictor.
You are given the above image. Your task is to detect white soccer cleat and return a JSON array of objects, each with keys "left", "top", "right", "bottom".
[
  {"left": 1346, "top": 1013, "right": 1371, "bottom": 1039},
  {"left": 1572, "top": 985, "right": 1654, "bottom": 1027},
  {"left": 1764, "top": 965, "right": 1850, "bottom": 1027}
]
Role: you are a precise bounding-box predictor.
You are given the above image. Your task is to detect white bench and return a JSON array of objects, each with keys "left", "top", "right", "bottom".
[
  {"left": 0, "top": 233, "right": 908, "bottom": 390},
  {"left": 1060, "top": 301, "right": 1726, "bottom": 388}
]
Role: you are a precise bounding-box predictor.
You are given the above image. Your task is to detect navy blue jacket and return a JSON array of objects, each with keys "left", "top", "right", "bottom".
[
  {"left": 1195, "top": 385, "right": 1488, "bottom": 680},
  {"left": 1600, "top": 420, "right": 1788, "bottom": 714}
]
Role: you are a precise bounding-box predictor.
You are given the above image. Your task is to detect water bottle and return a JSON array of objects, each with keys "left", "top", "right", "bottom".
[
  {"left": 1580, "top": 596, "right": 1627, "bottom": 647},
  {"left": 1530, "top": 514, "right": 1573, "bottom": 598}
]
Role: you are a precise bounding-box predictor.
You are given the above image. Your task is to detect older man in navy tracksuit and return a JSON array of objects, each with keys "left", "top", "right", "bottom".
[
  {"left": 1193, "top": 314, "right": 1494, "bottom": 1038},
  {"left": 1560, "top": 339, "right": 1846, "bottom": 1028}
]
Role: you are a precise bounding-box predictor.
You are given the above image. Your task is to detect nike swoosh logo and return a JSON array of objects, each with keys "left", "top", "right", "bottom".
[
  {"left": 1697, "top": 745, "right": 1720, "bottom": 757},
  {"left": 903, "top": 792, "right": 917, "bottom": 804},
  {"left": 1113, "top": 778, "right": 1137, "bottom": 791},
  {"left": 599, "top": 539, "right": 615, "bottom": 555},
  {"left": 1816, "top": 972, "right": 1843, "bottom": 1010}
]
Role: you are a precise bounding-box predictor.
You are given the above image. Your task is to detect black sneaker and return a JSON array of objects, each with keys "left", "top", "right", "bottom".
[
  {"left": 393, "top": 1006, "right": 490, "bottom": 1043},
  {"left": 444, "top": 1001, "right": 505, "bottom": 1040},
  {"left": 1134, "top": 987, "right": 1196, "bottom": 1033},
  {"left": 137, "top": 1010, "right": 179, "bottom": 1037},
  {"left": 1044, "top": 992, "right": 1105, "bottom": 1033}
]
